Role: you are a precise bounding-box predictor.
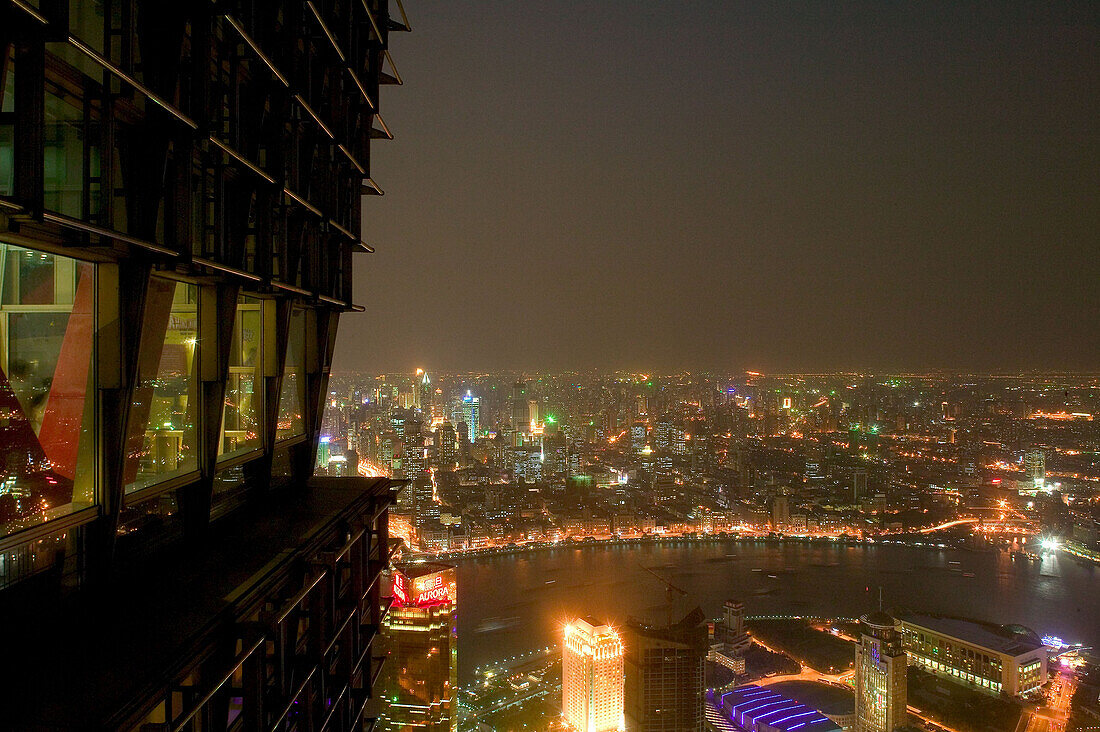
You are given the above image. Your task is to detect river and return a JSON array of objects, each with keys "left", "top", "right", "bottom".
[{"left": 450, "top": 540, "right": 1099, "bottom": 681}]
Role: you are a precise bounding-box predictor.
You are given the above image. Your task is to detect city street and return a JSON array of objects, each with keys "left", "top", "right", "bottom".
[{"left": 1017, "top": 670, "right": 1076, "bottom": 732}]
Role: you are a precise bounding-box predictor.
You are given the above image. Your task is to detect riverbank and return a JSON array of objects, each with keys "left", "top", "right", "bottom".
[
  {"left": 446, "top": 540, "right": 1098, "bottom": 681},
  {"left": 410, "top": 531, "right": 966, "bottom": 563}
]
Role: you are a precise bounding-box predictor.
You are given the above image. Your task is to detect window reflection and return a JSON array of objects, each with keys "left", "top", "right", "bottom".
[
  {"left": 276, "top": 307, "right": 306, "bottom": 440},
  {"left": 0, "top": 60, "right": 13, "bottom": 197},
  {"left": 124, "top": 278, "right": 199, "bottom": 492},
  {"left": 0, "top": 244, "right": 96, "bottom": 537},
  {"left": 220, "top": 295, "right": 263, "bottom": 457}
]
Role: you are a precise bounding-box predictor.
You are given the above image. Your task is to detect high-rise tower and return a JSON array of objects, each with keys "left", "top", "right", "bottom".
[
  {"left": 382, "top": 563, "right": 458, "bottom": 731},
  {"left": 854, "top": 610, "right": 908, "bottom": 732},
  {"left": 512, "top": 380, "right": 529, "bottom": 429},
  {"left": 461, "top": 391, "right": 480, "bottom": 442},
  {"left": 623, "top": 608, "right": 708, "bottom": 732},
  {"left": 563, "top": 618, "right": 625, "bottom": 732},
  {"left": 1024, "top": 448, "right": 1046, "bottom": 492}
]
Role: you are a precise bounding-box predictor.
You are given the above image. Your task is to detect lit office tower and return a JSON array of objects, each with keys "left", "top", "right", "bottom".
[
  {"left": 382, "top": 564, "right": 458, "bottom": 731},
  {"left": 563, "top": 618, "right": 626, "bottom": 732},
  {"left": 404, "top": 418, "right": 425, "bottom": 478},
  {"left": 623, "top": 609, "right": 708, "bottom": 732},
  {"left": 852, "top": 468, "right": 869, "bottom": 503},
  {"left": 434, "top": 421, "right": 458, "bottom": 468},
  {"left": 1024, "top": 448, "right": 1046, "bottom": 492},
  {"left": 461, "top": 391, "right": 480, "bottom": 442},
  {"left": 855, "top": 611, "right": 908, "bottom": 732},
  {"left": 512, "top": 381, "right": 529, "bottom": 429},
  {"left": 417, "top": 370, "right": 433, "bottom": 412}
]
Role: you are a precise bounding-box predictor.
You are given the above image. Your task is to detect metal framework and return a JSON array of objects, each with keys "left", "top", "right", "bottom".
[
  {"left": 0, "top": 1, "right": 409, "bottom": 728},
  {"left": 0, "top": 0, "right": 406, "bottom": 577},
  {"left": 109, "top": 478, "right": 399, "bottom": 732}
]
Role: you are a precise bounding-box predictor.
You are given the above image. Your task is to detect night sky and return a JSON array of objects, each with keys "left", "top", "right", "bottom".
[{"left": 337, "top": 1, "right": 1099, "bottom": 374}]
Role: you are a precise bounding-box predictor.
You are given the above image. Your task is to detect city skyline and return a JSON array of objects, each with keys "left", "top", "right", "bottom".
[
  {"left": 339, "top": 0, "right": 1099, "bottom": 373},
  {"left": 2, "top": 3, "right": 1096, "bottom": 731}
]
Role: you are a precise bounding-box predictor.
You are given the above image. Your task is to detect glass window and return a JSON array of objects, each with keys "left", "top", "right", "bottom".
[
  {"left": 220, "top": 295, "right": 263, "bottom": 457},
  {"left": 276, "top": 307, "right": 306, "bottom": 440},
  {"left": 123, "top": 278, "right": 199, "bottom": 493},
  {"left": 0, "top": 57, "right": 13, "bottom": 197},
  {"left": 0, "top": 243, "right": 96, "bottom": 537},
  {"left": 43, "top": 86, "right": 86, "bottom": 219}
]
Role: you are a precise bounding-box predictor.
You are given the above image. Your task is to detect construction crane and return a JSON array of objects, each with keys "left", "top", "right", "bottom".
[{"left": 639, "top": 564, "right": 688, "bottom": 627}]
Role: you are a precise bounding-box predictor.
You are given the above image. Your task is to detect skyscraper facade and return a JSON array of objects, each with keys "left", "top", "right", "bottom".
[
  {"left": 461, "top": 391, "right": 480, "bottom": 442},
  {"left": 563, "top": 618, "right": 626, "bottom": 732},
  {"left": 0, "top": 0, "right": 409, "bottom": 727},
  {"left": 1024, "top": 448, "right": 1046, "bottom": 492},
  {"left": 382, "top": 563, "right": 458, "bottom": 731},
  {"left": 512, "top": 380, "right": 529, "bottom": 429},
  {"left": 854, "top": 611, "right": 908, "bottom": 732},
  {"left": 434, "top": 421, "right": 458, "bottom": 468},
  {"left": 623, "top": 609, "right": 708, "bottom": 732}
]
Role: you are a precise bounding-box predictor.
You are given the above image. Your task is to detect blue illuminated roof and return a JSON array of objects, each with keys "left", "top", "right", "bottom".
[{"left": 719, "top": 685, "right": 842, "bottom": 732}]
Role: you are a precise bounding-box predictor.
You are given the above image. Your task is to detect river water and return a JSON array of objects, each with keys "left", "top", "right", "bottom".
[{"left": 451, "top": 540, "right": 1098, "bottom": 682}]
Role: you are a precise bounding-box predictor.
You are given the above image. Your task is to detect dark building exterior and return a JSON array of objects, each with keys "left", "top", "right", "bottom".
[
  {"left": 381, "top": 563, "right": 458, "bottom": 731},
  {"left": 0, "top": 0, "right": 408, "bottom": 728},
  {"left": 623, "top": 608, "right": 709, "bottom": 732}
]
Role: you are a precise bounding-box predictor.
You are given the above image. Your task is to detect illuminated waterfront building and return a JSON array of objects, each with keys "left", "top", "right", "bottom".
[
  {"left": 898, "top": 614, "right": 1047, "bottom": 697},
  {"left": 0, "top": 0, "right": 407, "bottom": 727},
  {"left": 623, "top": 608, "right": 708, "bottom": 732},
  {"left": 716, "top": 600, "right": 752, "bottom": 654},
  {"left": 563, "top": 617, "right": 626, "bottom": 732},
  {"left": 382, "top": 563, "right": 458, "bottom": 731},
  {"left": 854, "top": 612, "right": 907, "bottom": 732}
]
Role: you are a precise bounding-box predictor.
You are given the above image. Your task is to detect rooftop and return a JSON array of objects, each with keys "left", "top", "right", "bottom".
[
  {"left": 719, "top": 684, "right": 843, "bottom": 732},
  {"left": 900, "top": 613, "right": 1045, "bottom": 657},
  {"left": 769, "top": 681, "right": 855, "bottom": 716}
]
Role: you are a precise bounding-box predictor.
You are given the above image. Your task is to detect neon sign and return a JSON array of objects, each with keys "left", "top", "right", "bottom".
[
  {"left": 392, "top": 572, "right": 409, "bottom": 605},
  {"left": 392, "top": 570, "right": 453, "bottom": 608}
]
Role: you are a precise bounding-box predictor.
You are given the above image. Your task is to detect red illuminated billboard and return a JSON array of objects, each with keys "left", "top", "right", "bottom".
[{"left": 391, "top": 567, "right": 455, "bottom": 609}]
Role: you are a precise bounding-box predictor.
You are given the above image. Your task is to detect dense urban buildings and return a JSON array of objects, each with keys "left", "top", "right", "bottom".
[
  {"left": 0, "top": 0, "right": 407, "bottom": 728},
  {"left": 307, "top": 368, "right": 1097, "bottom": 729},
  {"left": 854, "top": 612, "right": 908, "bottom": 732},
  {"left": 381, "top": 563, "right": 458, "bottom": 731},
  {"left": 318, "top": 370, "right": 1100, "bottom": 560},
  {"left": 563, "top": 617, "right": 626, "bottom": 732}
]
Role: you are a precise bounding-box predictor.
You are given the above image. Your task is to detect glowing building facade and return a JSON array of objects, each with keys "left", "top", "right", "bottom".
[
  {"left": 461, "top": 392, "right": 480, "bottom": 442},
  {"left": 899, "top": 614, "right": 1047, "bottom": 697},
  {"left": 382, "top": 563, "right": 458, "bottom": 731},
  {"left": 854, "top": 612, "right": 907, "bottom": 732},
  {"left": 564, "top": 617, "right": 625, "bottom": 732}
]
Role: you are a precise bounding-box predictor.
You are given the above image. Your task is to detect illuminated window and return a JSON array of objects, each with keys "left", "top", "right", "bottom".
[
  {"left": 124, "top": 279, "right": 199, "bottom": 492},
  {"left": 220, "top": 295, "right": 263, "bottom": 457},
  {"left": 276, "top": 307, "right": 305, "bottom": 440},
  {"left": 0, "top": 244, "right": 96, "bottom": 537}
]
